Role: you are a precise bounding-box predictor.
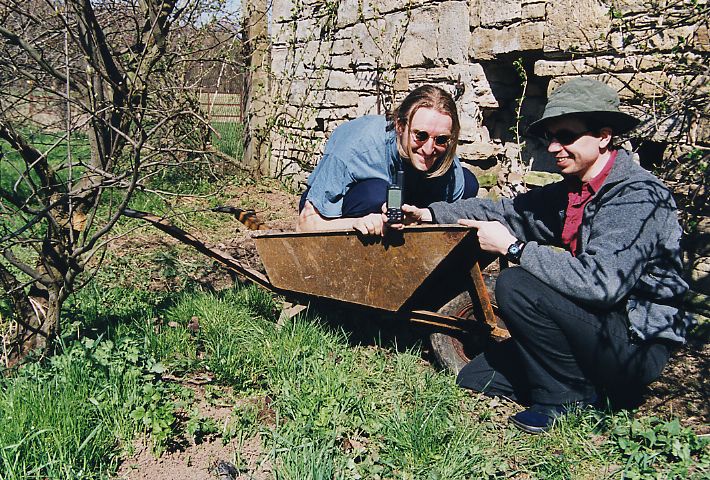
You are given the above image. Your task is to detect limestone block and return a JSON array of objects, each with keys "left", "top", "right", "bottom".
[
  {"left": 320, "top": 89, "right": 362, "bottom": 107},
  {"left": 633, "top": 107, "right": 704, "bottom": 144},
  {"left": 323, "top": 70, "right": 367, "bottom": 91},
  {"left": 271, "top": 46, "right": 290, "bottom": 72},
  {"left": 479, "top": 0, "right": 521, "bottom": 27},
  {"left": 393, "top": 69, "right": 409, "bottom": 92},
  {"left": 295, "top": 17, "right": 321, "bottom": 42},
  {"left": 522, "top": 0, "right": 545, "bottom": 20},
  {"left": 544, "top": 0, "right": 612, "bottom": 53},
  {"left": 696, "top": 24, "right": 709, "bottom": 51},
  {"left": 438, "top": 1, "right": 470, "bottom": 64},
  {"left": 547, "top": 72, "right": 677, "bottom": 100},
  {"left": 321, "top": 67, "right": 379, "bottom": 93},
  {"left": 356, "top": 95, "right": 380, "bottom": 116},
  {"left": 470, "top": 22, "right": 544, "bottom": 60},
  {"left": 329, "top": 53, "right": 354, "bottom": 70},
  {"left": 271, "top": 19, "right": 289, "bottom": 43},
  {"left": 696, "top": 114, "right": 710, "bottom": 146},
  {"left": 646, "top": 25, "right": 699, "bottom": 51},
  {"left": 272, "top": 0, "right": 296, "bottom": 23},
  {"left": 449, "top": 63, "right": 496, "bottom": 130},
  {"left": 350, "top": 18, "right": 399, "bottom": 67},
  {"left": 336, "top": 0, "right": 360, "bottom": 28},
  {"left": 398, "top": 9, "right": 439, "bottom": 67},
  {"left": 355, "top": 0, "right": 430, "bottom": 20},
  {"left": 331, "top": 37, "right": 354, "bottom": 56},
  {"left": 690, "top": 258, "right": 710, "bottom": 292},
  {"left": 301, "top": 40, "right": 334, "bottom": 67},
  {"left": 283, "top": 82, "right": 310, "bottom": 105},
  {"left": 608, "top": 0, "right": 649, "bottom": 15},
  {"left": 407, "top": 66, "right": 457, "bottom": 83},
  {"left": 458, "top": 119, "right": 482, "bottom": 141},
  {"left": 534, "top": 56, "right": 674, "bottom": 76},
  {"left": 470, "top": 0, "right": 480, "bottom": 27},
  {"left": 456, "top": 141, "right": 505, "bottom": 160}
]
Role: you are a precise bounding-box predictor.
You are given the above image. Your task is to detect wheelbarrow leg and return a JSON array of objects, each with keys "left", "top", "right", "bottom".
[
  {"left": 277, "top": 301, "right": 308, "bottom": 326},
  {"left": 430, "top": 261, "right": 508, "bottom": 374},
  {"left": 470, "top": 262, "right": 497, "bottom": 331}
]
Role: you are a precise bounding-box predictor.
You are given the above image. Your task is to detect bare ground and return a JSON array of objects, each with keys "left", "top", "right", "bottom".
[
  {"left": 112, "top": 183, "right": 708, "bottom": 479},
  {"left": 115, "top": 382, "right": 273, "bottom": 480}
]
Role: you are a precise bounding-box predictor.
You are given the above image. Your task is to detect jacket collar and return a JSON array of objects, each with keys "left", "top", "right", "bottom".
[{"left": 602, "top": 148, "right": 634, "bottom": 186}]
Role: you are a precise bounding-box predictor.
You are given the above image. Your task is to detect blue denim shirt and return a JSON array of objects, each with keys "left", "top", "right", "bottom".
[{"left": 305, "top": 115, "right": 465, "bottom": 218}]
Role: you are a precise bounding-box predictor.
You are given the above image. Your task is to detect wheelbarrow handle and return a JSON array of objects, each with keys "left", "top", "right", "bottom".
[{"left": 122, "top": 208, "right": 274, "bottom": 290}]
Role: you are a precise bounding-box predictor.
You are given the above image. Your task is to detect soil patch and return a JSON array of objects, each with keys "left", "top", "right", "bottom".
[
  {"left": 640, "top": 337, "right": 709, "bottom": 434},
  {"left": 116, "top": 382, "right": 273, "bottom": 480}
]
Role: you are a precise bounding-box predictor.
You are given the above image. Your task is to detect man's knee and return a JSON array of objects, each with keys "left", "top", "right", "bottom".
[
  {"left": 495, "top": 267, "right": 535, "bottom": 308},
  {"left": 494, "top": 267, "right": 552, "bottom": 332}
]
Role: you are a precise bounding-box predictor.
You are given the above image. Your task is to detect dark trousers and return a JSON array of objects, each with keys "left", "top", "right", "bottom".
[
  {"left": 299, "top": 169, "right": 479, "bottom": 216},
  {"left": 457, "top": 268, "right": 672, "bottom": 406}
]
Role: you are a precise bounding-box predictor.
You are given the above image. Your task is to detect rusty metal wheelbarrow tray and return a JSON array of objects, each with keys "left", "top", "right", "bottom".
[
  {"left": 253, "top": 225, "right": 496, "bottom": 330},
  {"left": 121, "top": 209, "right": 496, "bottom": 332}
]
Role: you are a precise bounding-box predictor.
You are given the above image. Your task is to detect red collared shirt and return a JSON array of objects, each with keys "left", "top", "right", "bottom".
[{"left": 561, "top": 150, "right": 618, "bottom": 256}]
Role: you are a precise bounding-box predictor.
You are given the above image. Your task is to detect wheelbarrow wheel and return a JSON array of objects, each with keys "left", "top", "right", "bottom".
[{"left": 430, "top": 280, "right": 508, "bottom": 375}]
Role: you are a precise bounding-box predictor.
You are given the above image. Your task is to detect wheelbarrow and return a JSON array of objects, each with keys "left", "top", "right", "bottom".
[{"left": 123, "top": 209, "right": 508, "bottom": 374}]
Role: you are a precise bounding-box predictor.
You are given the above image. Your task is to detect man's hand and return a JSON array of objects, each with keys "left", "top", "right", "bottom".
[
  {"left": 394, "top": 204, "right": 432, "bottom": 226},
  {"left": 459, "top": 219, "right": 517, "bottom": 255}
]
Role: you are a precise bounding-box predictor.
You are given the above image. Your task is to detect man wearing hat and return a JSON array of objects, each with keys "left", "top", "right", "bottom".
[{"left": 401, "top": 78, "right": 694, "bottom": 433}]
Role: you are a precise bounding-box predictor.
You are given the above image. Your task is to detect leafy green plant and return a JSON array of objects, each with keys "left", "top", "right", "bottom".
[
  {"left": 0, "top": 336, "right": 146, "bottom": 479},
  {"left": 607, "top": 414, "right": 709, "bottom": 479},
  {"left": 129, "top": 382, "right": 177, "bottom": 455},
  {"left": 185, "top": 407, "right": 219, "bottom": 444}
]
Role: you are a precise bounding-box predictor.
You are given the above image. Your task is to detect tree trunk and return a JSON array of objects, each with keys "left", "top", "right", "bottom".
[{"left": 0, "top": 265, "right": 62, "bottom": 367}]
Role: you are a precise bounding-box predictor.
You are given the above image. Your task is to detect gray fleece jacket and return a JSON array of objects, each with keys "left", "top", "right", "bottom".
[{"left": 429, "top": 149, "right": 694, "bottom": 343}]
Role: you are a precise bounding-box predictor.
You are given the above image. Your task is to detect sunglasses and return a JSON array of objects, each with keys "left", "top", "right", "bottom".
[
  {"left": 411, "top": 129, "right": 451, "bottom": 146},
  {"left": 542, "top": 129, "right": 591, "bottom": 145}
]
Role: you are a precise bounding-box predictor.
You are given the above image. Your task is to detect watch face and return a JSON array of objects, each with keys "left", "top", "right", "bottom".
[{"left": 507, "top": 241, "right": 524, "bottom": 263}]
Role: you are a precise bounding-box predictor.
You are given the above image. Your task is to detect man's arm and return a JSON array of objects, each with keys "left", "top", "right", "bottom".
[
  {"left": 297, "top": 200, "right": 389, "bottom": 236},
  {"left": 518, "top": 182, "right": 679, "bottom": 307},
  {"left": 400, "top": 205, "right": 521, "bottom": 255}
]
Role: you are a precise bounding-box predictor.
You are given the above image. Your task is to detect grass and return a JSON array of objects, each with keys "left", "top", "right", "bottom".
[
  {"left": 0, "top": 129, "right": 92, "bottom": 195},
  {"left": 0, "top": 335, "right": 145, "bottom": 479},
  {"left": 212, "top": 121, "right": 245, "bottom": 160},
  {"left": 0, "top": 282, "right": 708, "bottom": 479}
]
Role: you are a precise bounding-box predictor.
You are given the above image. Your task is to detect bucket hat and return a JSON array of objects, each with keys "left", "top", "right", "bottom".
[{"left": 528, "top": 78, "right": 640, "bottom": 137}]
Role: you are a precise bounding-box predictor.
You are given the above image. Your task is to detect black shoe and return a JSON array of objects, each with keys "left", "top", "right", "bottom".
[{"left": 509, "top": 399, "right": 595, "bottom": 434}]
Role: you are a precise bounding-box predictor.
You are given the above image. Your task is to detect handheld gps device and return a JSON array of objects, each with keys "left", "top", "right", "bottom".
[{"left": 386, "top": 170, "right": 404, "bottom": 224}]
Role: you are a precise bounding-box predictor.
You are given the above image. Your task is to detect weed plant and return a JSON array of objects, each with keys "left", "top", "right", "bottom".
[{"left": 0, "top": 287, "right": 183, "bottom": 479}]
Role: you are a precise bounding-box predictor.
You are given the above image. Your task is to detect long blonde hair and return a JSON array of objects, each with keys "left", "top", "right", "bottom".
[{"left": 389, "top": 85, "right": 460, "bottom": 178}]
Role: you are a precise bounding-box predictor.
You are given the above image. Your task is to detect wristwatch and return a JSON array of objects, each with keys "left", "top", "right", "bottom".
[{"left": 506, "top": 240, "right": 526, "bottom": 264}]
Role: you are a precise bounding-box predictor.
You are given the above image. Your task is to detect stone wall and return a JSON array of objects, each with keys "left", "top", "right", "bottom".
[
  {"left": 266, "top": 0, "right": 707, "bottom": 173},
  {"left": 259, "top": 0, "right": 709, "bottom": 302}
]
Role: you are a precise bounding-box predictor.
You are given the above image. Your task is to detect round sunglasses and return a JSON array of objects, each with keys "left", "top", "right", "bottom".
[{"left": 411, "top": 129, "right": 451, "bottom": 146}]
